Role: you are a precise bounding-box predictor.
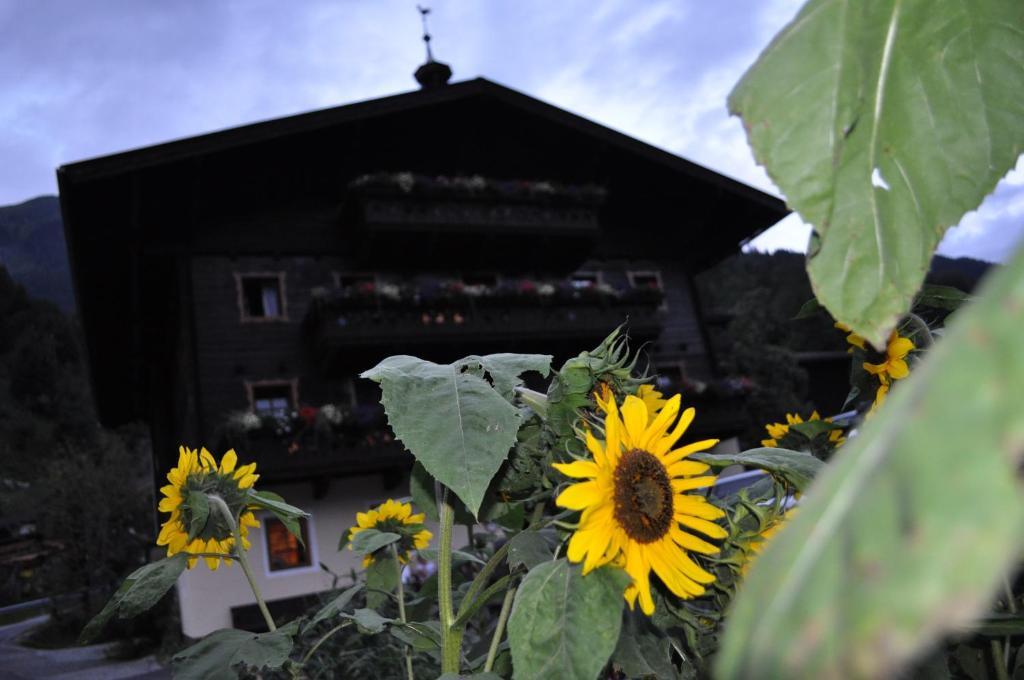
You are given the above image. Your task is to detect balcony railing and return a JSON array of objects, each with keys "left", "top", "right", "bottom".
[{"left": 305, "top": 285, "right": 666, "bottom": 349}]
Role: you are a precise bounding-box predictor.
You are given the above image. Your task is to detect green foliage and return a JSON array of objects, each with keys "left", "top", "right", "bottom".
[
  {"left": 351, "top": 529, "right": 402, "bottom": 555},
  {"left": 729, "top": 0, "right": 1024, "bottom": 347},
  {"left": 187, "top": 490, "right": 210, "bottom": 541},
  {"left": 80, "top": 554, "right": 187, "bottom": 644},
  {"left": 307, "top": 583, "right": 363, "bottom": 628},
  {"left": 694, "top": 447, "right": 822, "bottom": 492},
  {"left": 717, "top": 245, "right": 1024, "bottom": 679},
  {"left": 505, "top": 530, "right": 556, "bottom": 570},
  {"left": 611, "top": 610, "right": 677, "bottom": 680},
  {"left": 507, "top": 559, "right": 630, "bottom": 680},
  {"left": 362, "top": 354, "right": 550, "bottom": 517},
  {"left": 171, "top": 621, "right": 298, "bottom": 680},
  {"left": 366, "top": 554, "right": 400, "bottom": 609},
  {"left": 352, "top": 607, "right": 393, "bottom": 634},
  {"left": 245, "top": 489, "right": 309, "bottom": 546}
]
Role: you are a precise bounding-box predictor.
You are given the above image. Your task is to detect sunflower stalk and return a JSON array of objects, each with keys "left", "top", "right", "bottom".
[
  {"left": 209, "top": 494, "right": 276, "bottom": 632},
  {"left": 484, "top": 585, "right": 516, "bottom": 673},
  {"left": 390, "top": 543, "right": 414, "bottom": 680},
  {"left": 438, "top": 486, "right": 462, "bottom": 674}
]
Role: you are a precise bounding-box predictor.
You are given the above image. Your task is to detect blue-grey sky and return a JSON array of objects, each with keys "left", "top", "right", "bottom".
[{"left": 1, "top": 0, "right": 1021, "bottom": 260}]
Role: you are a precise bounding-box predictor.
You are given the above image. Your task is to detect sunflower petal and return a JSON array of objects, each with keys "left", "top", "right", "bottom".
[
  {"left": 219, "top": 449, "right": 238, "bottom": 474},
  {"left": 552, "top": 460, "right": 600, "bottom": 479},
  {"left": 666, "top": 460, "right": 711, "bottom": 477},
  {"left": 671, "top": 476, "right": 717, "bottom": 492},
  {"left": 619, "top": 396, "right": 649, "bottom": 449},
  {"left": 676, "top": 514, "right": 728, "bottom": 539},
  {"left": 555, "top": 481, "right": 602, "bottom": 510}
]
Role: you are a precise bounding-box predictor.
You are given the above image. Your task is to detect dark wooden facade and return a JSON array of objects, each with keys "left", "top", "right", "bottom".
[{"left": 57, "top": 76, "right": 787, "bottom": 483}]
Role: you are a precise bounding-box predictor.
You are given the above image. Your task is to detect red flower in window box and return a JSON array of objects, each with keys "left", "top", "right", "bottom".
[{"left": 299, "top": 406, "right": 319, "bottom": 425}]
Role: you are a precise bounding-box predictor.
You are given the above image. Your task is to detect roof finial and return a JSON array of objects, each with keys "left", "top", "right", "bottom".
[
  {"left": 413, "top": 5, "right": 452, "bottom": 89},
  {"left": 417, "top": 5, "right": 435, "bottom": 63}
]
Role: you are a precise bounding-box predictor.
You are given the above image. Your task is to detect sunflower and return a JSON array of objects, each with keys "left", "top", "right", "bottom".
[
  {"left": 157, "top": 447, "right": 261, "bottom": 570},
  {"left": 834, "top": 322, "right": 867, "bottom": 352},
  {"left": 348, "top": 499, "right": 432, "bottom": 567},
  {"left": 863, "top": 330, "right": 914, "bottom": 384},
  {"left": 740, "top": 509, "right": 796, "bottom": 576},
  {"left": 761, "top": 411, "right": 845, "bottom": 449},
  {"left": 554, "top": 393, "right": 725, "bottom": 615},
  {"left": 595, "top": 383, "right": 668, "bottom": 424}
]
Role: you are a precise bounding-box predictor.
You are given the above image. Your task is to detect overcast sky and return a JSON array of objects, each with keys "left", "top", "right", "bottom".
[{"left": 1, "top": 0, "right": 1021, "bottom": 261}]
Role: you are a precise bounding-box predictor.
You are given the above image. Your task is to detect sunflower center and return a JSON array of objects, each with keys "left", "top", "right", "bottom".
[{"left": 613, "top": 449, "right": 673, "bottom": 544}]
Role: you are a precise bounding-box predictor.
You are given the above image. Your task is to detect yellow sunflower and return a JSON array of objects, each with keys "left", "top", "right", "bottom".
[
  {"left": 554, "top": 393, "right": 725, "bottom": 615},
  {"left": 863, "top": 330, "right": 914, "bottom": 384},
  {"left": 761, "top": 411, "right": 845, "bottom": 448},
  {"left": 740, "top": 509, "right": 796, "bottom": 576},
  {"left": 834, "top": 322, "right": 867, "bottom": 352},
  {"left": 595, "top": 383, "right": 668, "bottom": 424},
  {"left": 348, "top": 499, "right": 432, "bottom": 567},
  {"left": 157, "top": 447, "right": 261, "bottom": 570}
]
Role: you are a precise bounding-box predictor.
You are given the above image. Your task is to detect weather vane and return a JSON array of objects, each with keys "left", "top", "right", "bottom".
[{"left": 417, "top": 5, "right": 435, "bottom": 62}]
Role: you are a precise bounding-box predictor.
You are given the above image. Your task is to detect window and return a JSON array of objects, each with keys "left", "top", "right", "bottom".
[
  {"left": 236, "top": 272, "right": 287, "bottom": 321},
  {"left": 247, "top": 380, "right": 297, "bottom": 418},
  {"left": 628, "top": 270, "right": 663, "bottom": 291},
  {"left": 570, "top": 271, "right": 600, "bottom": 289},
  {"left": 265, "top": 516, "right": 312, "bottom": 571}
]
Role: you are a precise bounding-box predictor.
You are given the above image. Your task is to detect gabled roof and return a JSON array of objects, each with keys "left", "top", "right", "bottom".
[{"left": 60, "top": 77, "right": 782, "bottom": 216}]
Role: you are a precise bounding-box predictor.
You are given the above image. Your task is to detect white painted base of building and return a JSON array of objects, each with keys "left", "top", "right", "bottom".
[{"left": 176, "top": 473, "right": 465, "bottom": 638}]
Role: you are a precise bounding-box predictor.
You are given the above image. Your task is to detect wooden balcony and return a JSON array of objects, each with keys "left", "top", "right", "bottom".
[
  {"left": 232, "top": 434, "right": 412, "bottom": 483},
  {"left": 305, "top": 293, "right": 665, "bottom": 356}
]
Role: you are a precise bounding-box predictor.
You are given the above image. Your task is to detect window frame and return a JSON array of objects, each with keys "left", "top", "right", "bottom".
[
  {"left": 260, "top": 512, "right": 319, "bottom": 577},
  {"left": 235, "top": 271, "right": 289, "bottom": 323},
  {"left": 626, "top": 269, "right": 663, "bottom": 291},
  {"left": 245, "top": 378, "right": 299, "bottom": 417}
]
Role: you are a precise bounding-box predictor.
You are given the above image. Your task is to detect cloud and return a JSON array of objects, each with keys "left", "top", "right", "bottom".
[{"left": 0, "top": 0, "right": 1019, "bottom": 264}]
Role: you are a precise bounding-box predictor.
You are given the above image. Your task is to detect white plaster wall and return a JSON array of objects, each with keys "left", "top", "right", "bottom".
[{"left": 176, "top": 474, "right": 464, "bottom": 638}]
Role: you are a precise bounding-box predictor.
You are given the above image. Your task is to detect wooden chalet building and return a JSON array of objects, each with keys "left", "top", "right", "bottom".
[{"left": 58, "top": 59, "right": 786, "bottom": 635}]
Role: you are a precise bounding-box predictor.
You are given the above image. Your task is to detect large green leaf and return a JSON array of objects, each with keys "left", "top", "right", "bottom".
[
  {"left": 717, "top": 244, "right": 1024, "bottom": 679},
  {"left": 349, "top": 529, "right": 401, "bottom": 555},
  {"left": 693, "top": 447, "right": 823, "bottom": 491},
  {"left": 80, "top": 554, "right": 187, "bottom": 643},
  {"left": 362, "top": 354, "right": 550, "bottom": 517},
  {"left": 365, "top": 553, "right": 400, "bottom": 609},
  {"left": 507, "top": 559, "right": 629, "bottom": 680},
  {"left": 171, "top": 622, "right": 298, "bottom": 680},
  {"left": 729, "top": 0, "right": 1024, "bottom": 347},
  {"left": 611, "top": 610, "right": 677, "bottom": 680}
]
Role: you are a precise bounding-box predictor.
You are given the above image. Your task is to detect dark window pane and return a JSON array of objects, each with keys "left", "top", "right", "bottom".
[{"left": 265, "top": 517, "right": 311, "bottom": 571}]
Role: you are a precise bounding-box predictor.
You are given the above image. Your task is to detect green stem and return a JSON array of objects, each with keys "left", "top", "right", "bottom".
[
  {"left": 209, "top": 495, "right": 276, "bottom": 632},
  {"left": 391, "top": 544, "right": 414, "bottom": 680},
  {"left": 457, "top": 543, "right": 510, "bottom": 620},
  {"left": 438, "top": 487, "right": 461, "bottom": 674},
  {"left": 300, "top": 620, "right": 351, "bottom": 667},
  {"left": 454, "top": 574, "right": 511, "bottom": 628},
  {"left": 456, "top": 501, "right": 547, "bottom": 622},
  {"left": 904, "top": 312, "right": 933, "bottom": 348},
  {"left": 1004, "top": 576, "right": 1017, "bottom": 675},
  {"left": 484, "top": 586, "right": 516, "bottom": 673},
  {"left": 990, "top": 638, "right": 1010, "bottom": 680}
]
